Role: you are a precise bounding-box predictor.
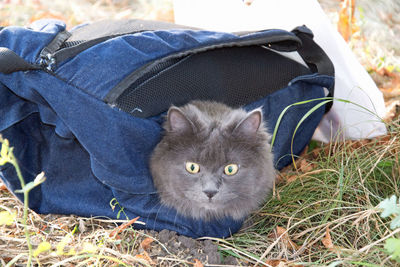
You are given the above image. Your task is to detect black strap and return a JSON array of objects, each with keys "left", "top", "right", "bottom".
[
  {"left": 0, "top": 47, "right": 41, "bottom": 74},
  {"left": 292, "top": 25, "right": 335, "bottom": 112},
  {"left": 292, "top": 26, "right": 334, "bottom": 77}
]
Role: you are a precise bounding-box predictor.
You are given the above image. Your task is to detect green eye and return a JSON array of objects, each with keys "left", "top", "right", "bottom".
[
  {"left": 224, "top": 164, "right": 239, "bottom": 176},
  {"left": 186, "top": 162, "right": 200, "bottom": 174}
]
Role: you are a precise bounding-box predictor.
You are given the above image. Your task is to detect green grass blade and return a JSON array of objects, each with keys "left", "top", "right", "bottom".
[
  {"left": 290, "top": 100, "right": 333, "bottom": 167},
  {"left": 270, "top": 97, "right": 333, "bottom": 150}
]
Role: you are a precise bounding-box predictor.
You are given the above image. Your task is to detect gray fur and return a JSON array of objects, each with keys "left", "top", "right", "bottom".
[{"left": 150, "top": 101, "right": 275, "bottom": 221}]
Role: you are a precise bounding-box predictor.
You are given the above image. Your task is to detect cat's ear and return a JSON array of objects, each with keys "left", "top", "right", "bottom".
[
  {"left": 167, "top": 107, "right": 194, "bottom": 134},
  {"left": 233, "top": 108, "right": 263, "bottom": 136}
]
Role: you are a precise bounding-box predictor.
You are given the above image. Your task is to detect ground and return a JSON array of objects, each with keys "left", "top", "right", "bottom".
[{"left": 0, "top": 0, "right": 400, "bottom": 266}]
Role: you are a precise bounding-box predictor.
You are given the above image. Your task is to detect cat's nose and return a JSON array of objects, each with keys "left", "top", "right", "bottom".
[{"left": 203, "top": 189, "right": 218, "bottom": 199}]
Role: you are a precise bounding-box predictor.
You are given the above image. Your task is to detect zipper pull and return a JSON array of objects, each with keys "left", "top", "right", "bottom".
[
  {"left": 39, "top": 51, "right": 56, "bottom": 72},
  {"left": 38, "top": 30, "right": 71, "bottom": 72}
]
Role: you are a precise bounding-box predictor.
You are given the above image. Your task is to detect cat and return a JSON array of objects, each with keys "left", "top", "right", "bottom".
[{"left": 150, "top": 100, "right": 275, "bottom": 221}]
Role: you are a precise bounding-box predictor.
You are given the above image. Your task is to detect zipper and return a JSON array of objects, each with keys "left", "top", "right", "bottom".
[
  {"left": 38, "top": 30, "right": 72, "bottom": 72},
  {"left": 39, "top": 50, "right": 57, "bottom": 72}
]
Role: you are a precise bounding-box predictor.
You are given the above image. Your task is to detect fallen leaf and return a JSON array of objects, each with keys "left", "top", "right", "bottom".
[
  {"left": 0, "top": 182, "right": 7, "bottom": 191},
  {"left": 140, "top": 237, "right": 154, "bottom": 251},
  {"left": 322, "top": 227, "right": 334, "bottom": 249},
  {"left": 3, "top": 257, "right": 12, "bottom": 263},
  {"left": 193, "top": 259, "right": 204, "bottom": 267},
  {"left": 109, "top": 216, "right": 140, "bottom": 238},
  {"left": 275, "top": 226, "right": 299, "bottom": 250},
  {"left": 286, "top": 175, "right": 299, "bottom": 183},
  {"left": 37, "top": 224, "right": 47, "bottom": 234},
  {"left": 135, "top": 251, "right": 156, "bottom": 265},
  {"left": 322, "top": 227, "right": 346, "bottom": 255},
  {"left": 298, "top": 159, "right": 313, "bottom": 173},
  {"left": 378, "top": 134, "right": 392, "bottom": 143}
]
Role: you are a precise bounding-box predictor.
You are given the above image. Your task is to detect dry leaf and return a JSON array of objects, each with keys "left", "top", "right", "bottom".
[
  {"left": 275, "top": 226, "right": 299, "bottom": 250},
  {"left": 322, "top": 227, "right": 334, "bottom": 249},
  {"left": 140, "top": 237, "right": 154, "bottom": 251},
  {"left": 135, "top": 251, "right": 156, "bottom": 265},
  {"left": 193, "top": 259, "right": 204, "bottom": 267},
  {"left": 377, "top": 134, "right": 392, "bottom": 144},
  {"left": 298, "top": 159, "right": 313, "bottom": 173},
  {"left": 109, "top": 216, "right": 140, "bottom": 238},
  {"left": 265, "top": 259, "right": 287, "bottom": 266},
  {"left": 286, "top": 175, "right": 299, "bottom": 183},
  {"left": 0, "top": 182, "right": 7, "bottom": 191},
  {"left": 322, "top": 227, "right": 346, "bottom": 255}
]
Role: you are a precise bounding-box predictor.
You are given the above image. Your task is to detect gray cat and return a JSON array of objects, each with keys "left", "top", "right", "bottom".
[{"left": 150, "top": 101, "right": 275, "bottom": 221}]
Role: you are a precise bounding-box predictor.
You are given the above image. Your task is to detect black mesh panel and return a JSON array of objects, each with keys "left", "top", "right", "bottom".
[{"left": 114, "top": 45, "right": 311, "bottom": 117}]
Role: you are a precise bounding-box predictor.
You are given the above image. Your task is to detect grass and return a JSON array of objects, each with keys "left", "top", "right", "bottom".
[{"left": 219, "top": 118, "right": 400, "bottom": 266}]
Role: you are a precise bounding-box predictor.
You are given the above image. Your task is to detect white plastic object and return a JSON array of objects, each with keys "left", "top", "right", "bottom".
[{"left": 173, "top": 0, "right": 387, "bottom": 142}]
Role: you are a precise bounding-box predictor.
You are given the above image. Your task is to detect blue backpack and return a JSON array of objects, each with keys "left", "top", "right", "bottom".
[{"left": 0, "top": 19, "right": 334, "bottom": 238}]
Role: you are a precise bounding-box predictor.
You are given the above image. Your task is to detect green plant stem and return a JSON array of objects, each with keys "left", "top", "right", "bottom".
[
  {"left": 12, "top": 158, "right": 25, "bottom": 187},
  {"left": 11, "top": 159, "right": 32, "bottom": 266},
  {"left": 23, "top": 191, "right": 32, "bottom": 266}
]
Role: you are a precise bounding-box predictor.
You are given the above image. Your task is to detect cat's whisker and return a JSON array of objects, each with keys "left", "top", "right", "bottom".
[
  {"left": 143, "top": 201, "right": 162, "bottom": 230},
  {"left": 172, "top": 208, "right": 179, "bottom": 229},
  {"left": 152, "top": 202, "right": 165, "bottom": 230}
]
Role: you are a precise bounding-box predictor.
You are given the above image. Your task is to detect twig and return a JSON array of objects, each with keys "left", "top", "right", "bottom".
[{"left": 359, "top": 227, "right": 400, "bottom": 253}]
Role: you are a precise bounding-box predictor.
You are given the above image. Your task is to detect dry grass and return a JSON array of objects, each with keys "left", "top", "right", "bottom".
[
  {"left": 0, "top": 194, "right": 179, "bottom": 266},
  {"left": 224, "top": 120, "right": 400, "bottom": 265}
]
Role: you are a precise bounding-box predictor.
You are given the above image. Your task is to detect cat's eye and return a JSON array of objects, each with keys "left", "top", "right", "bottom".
[
  {"left": 185, "top": 162, "right": 200, "bottom": 174},
  {"left": 224, "top": 164, "right": 239, "bottom": 176}
]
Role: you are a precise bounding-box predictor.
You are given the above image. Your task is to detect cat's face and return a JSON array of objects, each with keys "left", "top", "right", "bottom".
[{"left": 150, "top": 101, "right": 275, "bottom": 221}]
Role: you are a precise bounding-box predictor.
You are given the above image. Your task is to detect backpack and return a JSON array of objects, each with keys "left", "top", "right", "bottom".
[{"left": 0, "top": 19, "right": 334, "bottom": 238}]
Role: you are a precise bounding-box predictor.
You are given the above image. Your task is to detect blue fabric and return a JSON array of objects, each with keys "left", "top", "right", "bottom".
[{"left": 0, "top": 20, "right": 334, "bottom": 238}]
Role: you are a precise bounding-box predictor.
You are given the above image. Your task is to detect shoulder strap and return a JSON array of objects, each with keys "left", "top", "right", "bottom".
[
  {"left": 292, "top": 25, "right": 335, "bottom": 112},
  {"left": 0, "top": 47, "right": 41, "bottom": 74},
  {"left": 292, "top": 25, "right": 334, "bottom": 77}
]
